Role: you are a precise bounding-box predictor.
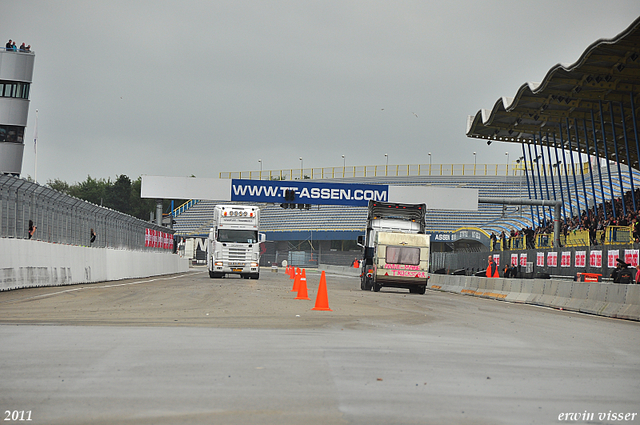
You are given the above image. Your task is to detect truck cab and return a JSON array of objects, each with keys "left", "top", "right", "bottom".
[{"left": 206, "top": 205, "right": 265, "bottom": 279}]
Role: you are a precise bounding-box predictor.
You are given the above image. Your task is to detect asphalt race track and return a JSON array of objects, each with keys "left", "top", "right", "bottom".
[{"left": 0, "top": 268, "right": 638, "bottom": 425}]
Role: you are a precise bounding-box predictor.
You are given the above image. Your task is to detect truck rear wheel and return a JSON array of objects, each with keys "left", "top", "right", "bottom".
[
  {"left": 361, "top": 276, "right": 372, "bottom": 291},
  {"left": 372, "top": 282, "right": 382, "bottom": 292}
]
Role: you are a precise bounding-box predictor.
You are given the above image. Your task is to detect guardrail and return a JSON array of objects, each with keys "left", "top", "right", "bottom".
[
  {"left": 221, "top": 162, "right": 590, "bottom": 180},
  {"left": 428, "top": 274, "right": 639, "bottom": 321},
  {"left": 0, "top": 175, "right": 172, "bottom": 250}
]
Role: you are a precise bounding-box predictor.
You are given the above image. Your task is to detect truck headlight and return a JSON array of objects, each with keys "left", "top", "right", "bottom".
[
  {"left": 215, "top": 261, "right": 223, "bottom": 266},
  {"left": 251, "top": 262, "right": 259, "bottom": 268}
]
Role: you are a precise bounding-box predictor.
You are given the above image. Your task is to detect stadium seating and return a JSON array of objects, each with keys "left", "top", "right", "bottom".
[{"left": 173, "top": 166, "right": 640, "bottom": 239}]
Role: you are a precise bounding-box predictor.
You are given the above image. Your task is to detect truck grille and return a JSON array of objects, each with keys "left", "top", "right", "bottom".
[{"left": 226, "top": 247, "right": 249, "bottom": 262}]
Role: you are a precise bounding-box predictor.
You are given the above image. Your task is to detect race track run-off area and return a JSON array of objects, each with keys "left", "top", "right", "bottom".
[{"left": 0, "top": 268, "right": 638, "bottom": 425}]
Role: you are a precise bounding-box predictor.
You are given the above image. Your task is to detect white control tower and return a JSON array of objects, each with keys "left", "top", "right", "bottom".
[{"left": 0, "top": 45, "right": 35, "bottom": 176}]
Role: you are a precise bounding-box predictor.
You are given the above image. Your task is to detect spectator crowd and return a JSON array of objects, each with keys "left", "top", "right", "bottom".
[
  {"left": 491, "top": 186, "right": 640, "bottom": 250},
  {"left": 5, "top": 39, "right": 31, "bottom": 52}
]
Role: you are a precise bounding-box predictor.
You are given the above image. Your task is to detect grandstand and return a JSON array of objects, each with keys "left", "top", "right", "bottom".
[
  {"left": 173, "top": 163, "right": 640, "bottom": 245},
  {"left": 172, "top": 169, "right": 521, "bottom": 241},
  {"left": 174, "top": 17, "right": 640, "bottom": 267}
]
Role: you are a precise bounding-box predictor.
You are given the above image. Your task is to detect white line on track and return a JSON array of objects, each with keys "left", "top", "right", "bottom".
[{"left": 0, "top": 270, "right": 207, "bottom": 305}]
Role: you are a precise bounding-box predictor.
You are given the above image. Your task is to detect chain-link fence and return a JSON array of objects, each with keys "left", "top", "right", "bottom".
[{"left": 0, "top": 175, "right": 172, "bottom": 250}]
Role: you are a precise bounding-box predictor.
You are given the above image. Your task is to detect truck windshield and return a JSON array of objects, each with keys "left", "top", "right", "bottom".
[
  {"left": 386, "top": 246, "right": 420, "bottom": 265},
  {"left": 217, "top": 230, "right": 258, "bottom": 243}
]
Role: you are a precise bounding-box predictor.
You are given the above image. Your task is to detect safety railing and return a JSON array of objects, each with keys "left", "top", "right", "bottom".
[
  {"left": 173, "top": 199, "right": 199, "bottom": 217},
  {"left": 606, "top": 226, "right": 633, "bottom": 245},
  {"left": 536, "top": 234, "right": 552, "bottom": 249},
  {"left": 0, "top": 175, "right": 172, "bottom": 250},
  {"left": 221, "top": 162, "right": 590, "bottom": 181},
  {"left": 564, "top": 230, "right": 591, "bottom": 247},
  {"left": 490, "top": 235, "right": 529, "bottom": 251},
  {"left": 531, "top": 227, "right": 631, "bottom": 249}
]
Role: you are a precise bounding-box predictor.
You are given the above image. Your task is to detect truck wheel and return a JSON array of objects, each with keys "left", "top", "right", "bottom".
[
  {"left": 363, "top": 276, "right": 373, "bottom": 291},
  {"left": 209, "top": 271, "right": 222, "bottom": 279},
  {"left": 251, "top": 273, "right": 259, "bottom": 280},
  {"left": 418, "top": 286, "right": 426, "bottom": 295},
  {"left": 362, "top": 280, "right": 372, "bottom": 291},
  {"left": 372, "top": 282, "right": 381, "bottom": 292}
]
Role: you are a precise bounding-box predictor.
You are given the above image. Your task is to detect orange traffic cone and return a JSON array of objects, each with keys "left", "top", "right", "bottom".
[
  {"left": 291, "top": 268, "right": 300, "bottom": 292},
  {"left": 295, "top": 269, "right": 310, "bottom": 300},
  {"left": 312, "top": 270, "right": 332, "bottom": 311}
]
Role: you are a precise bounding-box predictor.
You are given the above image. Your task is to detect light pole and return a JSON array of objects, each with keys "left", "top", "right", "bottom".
[
  {"left": 299, "top": 157, "right": 303, "bottom": 179},
  {"left": 385, "top": 153, "right": 388, "bottom": 175},
  {"left": 428, "top": 152, "right": 431, "bottom": 175},
  {"left": 505, "top": 152, "right": 509, "bottom": 176},
  {"left": 258, "top": 159, "right": 262, "bottom": 179},
  {"left": 473, "top": 152, "right": 476, "bottom": 175},
  {"left": 342, "top": 155, "right": 345, "bottom": 177}
]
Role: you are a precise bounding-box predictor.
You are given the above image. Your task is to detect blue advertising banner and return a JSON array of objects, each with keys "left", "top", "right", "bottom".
[{"left": 231, "top": 179, "right": 389, "bottom": 206}]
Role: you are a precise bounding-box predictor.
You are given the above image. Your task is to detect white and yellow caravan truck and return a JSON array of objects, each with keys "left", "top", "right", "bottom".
[
  {"left": 207, "top": 205, "right": 265, "bottom": 279},
  {"left": 357, "top": 201, "right": 430, "bottom": 294}
]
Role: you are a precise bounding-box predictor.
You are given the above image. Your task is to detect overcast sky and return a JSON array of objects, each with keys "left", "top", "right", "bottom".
[{"left": 4, "top": 1, "right": 640, "bottom": 184}]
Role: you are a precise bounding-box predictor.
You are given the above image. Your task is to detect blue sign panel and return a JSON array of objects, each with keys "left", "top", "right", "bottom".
[
  {"left": 231, "top": 179, "right": 389, "bottom": 206},
  {"left": 426, "top": 228, "right": 489, "bottom": 247}
]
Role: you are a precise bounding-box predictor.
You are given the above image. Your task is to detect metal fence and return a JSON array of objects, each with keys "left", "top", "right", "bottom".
[
  {"left": 0, "top": 175, "right": 172, "bottom": 250},
  {"left": 220, "top": 162, "right": 591, "bottom": 181}
]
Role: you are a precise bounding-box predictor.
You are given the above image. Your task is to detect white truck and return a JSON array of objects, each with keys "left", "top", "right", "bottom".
[
  {"left": 206, "top": 205, "right": 265, "bottom": 279},
  {"left": 357, "top": 201, "right": 430, "bottom": 294}
]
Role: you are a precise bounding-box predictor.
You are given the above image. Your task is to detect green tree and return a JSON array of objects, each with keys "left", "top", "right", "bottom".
[
  {"left": 47, "top": 178, "right": 71, "bottom": 194},
  {"left": 47, "top": 175, "right": 189, "bottom": 222},
  {"left": 130, "top": 177, "right": 157, "bottom": 221},
  {"left": 70, "top": 176, "right": 109, "bottom": 206},
  {"left": 105, "top": 174, "right": 132, "bottom": 215}
]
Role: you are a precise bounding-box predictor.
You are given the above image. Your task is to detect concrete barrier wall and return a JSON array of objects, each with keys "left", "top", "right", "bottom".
[
  {"left": 0, "top": 238, "right": 189, "bottom": 291},
  {"left": 428, "top": 274, "right": 640, "bottom": 322},
  {"left": 319, "top": 264, "right": 360, "bottom": 277}
]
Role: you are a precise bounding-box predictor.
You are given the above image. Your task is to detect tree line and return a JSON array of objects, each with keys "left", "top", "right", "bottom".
[{"left": 47, "top": 175, "right": 186, "bottom": 221}]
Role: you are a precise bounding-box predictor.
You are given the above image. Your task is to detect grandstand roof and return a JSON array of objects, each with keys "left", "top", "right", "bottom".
[{"left": 466, "top": 16, "right": 640, "bottom": 168}]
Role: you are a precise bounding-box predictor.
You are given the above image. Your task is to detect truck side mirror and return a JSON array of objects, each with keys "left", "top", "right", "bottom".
[
  {"left": 259, "top": 233, "right": 266, "bottom": 243},
  {"left": 356, "top": 235, "right": 365, "bottom": 247}
]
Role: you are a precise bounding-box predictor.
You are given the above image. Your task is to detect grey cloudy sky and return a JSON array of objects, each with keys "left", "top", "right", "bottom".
[{"left": 4, "top": 1, "right": 640, "bottom": 184}]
